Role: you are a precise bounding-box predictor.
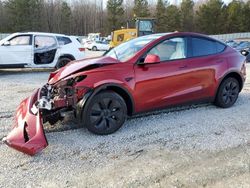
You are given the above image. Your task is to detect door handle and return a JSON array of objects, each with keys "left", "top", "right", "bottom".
[{"left": 179, "top": 65, "right": 187, "bottom": 69}]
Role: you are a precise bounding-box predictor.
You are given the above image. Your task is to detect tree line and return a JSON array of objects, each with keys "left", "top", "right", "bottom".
[{"left": 0, "top": 0, "right": 249, "bottom": 36}]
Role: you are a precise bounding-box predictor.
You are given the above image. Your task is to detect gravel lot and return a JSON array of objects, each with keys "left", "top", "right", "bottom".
[{"left": 0, "top": 50, "right": 250, "bottom": 188}]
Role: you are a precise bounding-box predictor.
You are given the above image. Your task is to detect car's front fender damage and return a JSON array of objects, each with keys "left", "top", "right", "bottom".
[{"left": 2, "top": 83, "right": 90, "bottom": 155}]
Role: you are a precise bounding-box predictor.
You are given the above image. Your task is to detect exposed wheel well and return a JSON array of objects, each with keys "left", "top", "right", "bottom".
[
  {"left": 59, "top": 54, "right": 75, "bottom": 61},
  {"left": 222, "top": 72, "right": 243, "bottom": 92},
  {"left": 96, "top": 86, "right": 134, "bottom": 116}
]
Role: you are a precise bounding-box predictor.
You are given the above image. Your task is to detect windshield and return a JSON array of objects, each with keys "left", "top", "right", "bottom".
[
  {"left": 0, "top": 33, "right": 13, "bottom": 45},
  {"left": 105, "top": 34, "right": 165, "bottom": 62}
]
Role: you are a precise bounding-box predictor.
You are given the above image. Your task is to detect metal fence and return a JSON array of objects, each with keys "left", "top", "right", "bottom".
[
  {"left": 210, "top": 32, "right": 250, "bottom": 41},
  {"left": 1, "top": 32, "right": 250, "bottom": 41}
]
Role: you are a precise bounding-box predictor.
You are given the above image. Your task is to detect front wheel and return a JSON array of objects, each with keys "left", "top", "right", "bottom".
[
  {"left": 82, "top": 91, "right": 127, "bottom": 135},
  {"left": 215, "top": 77, "right": 240, "bottom": 108}
]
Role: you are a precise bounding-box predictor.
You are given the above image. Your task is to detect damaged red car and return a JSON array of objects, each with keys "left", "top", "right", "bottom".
[{"left": 3, "top": 32, "right": 247, "bottom": 155}]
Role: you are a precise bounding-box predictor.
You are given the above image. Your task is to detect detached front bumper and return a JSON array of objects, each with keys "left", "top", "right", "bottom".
[{"left": 2, "top": 89, "right": 48, "bottom": 156}]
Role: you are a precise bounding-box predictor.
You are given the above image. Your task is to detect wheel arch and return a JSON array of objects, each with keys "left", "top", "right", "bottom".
[
  {"left": 219, "top": 71, "right": 244, "bottom": 92},
  {"left": 103, "top": 84, "right": 134, "bottom": 116},
  {"left": 92, "top": 46, "right": 97, "bottom": 50},
  {"left": 76, "top": 83, "right": 135, "bottom": 122},
  {"left": 58, "top": 54, "right": 76, "bottom": 61},
  {"left": 55, "top": 54, "right": 76, "bottom": 68}
]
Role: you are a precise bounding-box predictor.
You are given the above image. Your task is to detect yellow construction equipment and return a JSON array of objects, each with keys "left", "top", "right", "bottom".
[{"left": 109, "top": 18, "right": 155, "bottom": 48}]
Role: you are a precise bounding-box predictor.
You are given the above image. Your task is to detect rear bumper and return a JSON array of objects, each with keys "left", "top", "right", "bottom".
[{"left": 2, "top": 89, "right": 48, "bottom": 156}]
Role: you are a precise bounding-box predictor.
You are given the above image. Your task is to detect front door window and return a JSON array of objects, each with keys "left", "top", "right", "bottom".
[{"left": 147, "top": 37, "right": 187, "bottom": 61}]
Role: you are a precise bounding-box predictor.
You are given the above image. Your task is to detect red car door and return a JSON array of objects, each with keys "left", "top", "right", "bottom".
[
  {"left": 133, "top": 37, "right": 196, "bottom": 112},
  {"left": 134, "top": 58, "right": 191, "bottom": 112},
  {"left": 183, "top": 37, "right": 228, "bottom": 100}
]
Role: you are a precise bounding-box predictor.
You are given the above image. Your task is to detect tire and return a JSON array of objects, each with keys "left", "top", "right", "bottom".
[
  {"left": 92, "top": 46, "right": 97, "bottom": 51},
  {"left": 82, "top": 91, "right": 127, "bottom": 135},
  {"left": 56, "top": 57, "right": 72, "bottom": 69},
  {"left": 215, "top": 77, "right": 240, "bottom": 108}
]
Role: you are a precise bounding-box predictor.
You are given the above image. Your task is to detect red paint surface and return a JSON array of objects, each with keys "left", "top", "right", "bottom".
[{"left": 3, "top": 89, "right": 48, "bottom": 155}]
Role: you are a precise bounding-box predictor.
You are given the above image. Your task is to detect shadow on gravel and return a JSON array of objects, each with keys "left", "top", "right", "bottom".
[{"left": 44, "top": 103, "right": 212, "bottom": 133}]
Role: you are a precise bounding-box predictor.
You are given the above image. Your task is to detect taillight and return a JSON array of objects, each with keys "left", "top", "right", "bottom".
[{"left": 79, "top": 48, "right": 85, "bottom": 52}]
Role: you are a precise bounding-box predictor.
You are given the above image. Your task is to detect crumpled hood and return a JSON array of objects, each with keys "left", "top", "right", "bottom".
[{"left": 49, "top": 56, "right": 120, "bottom": 84}]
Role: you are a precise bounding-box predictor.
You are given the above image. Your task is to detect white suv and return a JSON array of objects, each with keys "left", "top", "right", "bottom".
[
  {"left": 0, "top": 32, "right": 85, "bottom": 69},
  {"left": 87, "top": 40, "right": 110, "bottom": 51}
]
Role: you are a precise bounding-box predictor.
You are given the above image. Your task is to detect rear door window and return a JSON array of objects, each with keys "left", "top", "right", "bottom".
[
  {"left": 191, "top": 37, "right": 216, "bottom": 57},
  {"left": 56, "top": 36, "right": 72, "bottom": 45},
  {"left": 35, "top": 36, "right": 57, "bottom": 49}
]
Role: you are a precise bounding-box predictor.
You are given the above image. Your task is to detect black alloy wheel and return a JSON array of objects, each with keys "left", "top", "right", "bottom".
[
  {"left": 83, "top": 91, "right": 127, "bottom": 135},
  {"left": 215, "top": 77, "right": 240, "bottom": 108}
]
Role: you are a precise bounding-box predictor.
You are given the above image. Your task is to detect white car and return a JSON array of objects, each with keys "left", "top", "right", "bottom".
[
  {"left": 87, "top": 41, "right": 110, "bottom": 51},
  {"left": 0, "top": 32, "right": 85, "bottom": 69}
]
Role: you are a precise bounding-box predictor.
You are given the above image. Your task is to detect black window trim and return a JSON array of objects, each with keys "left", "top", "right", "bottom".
[{"left": 8, "top": 34, "right": 33, "bottom": 46}]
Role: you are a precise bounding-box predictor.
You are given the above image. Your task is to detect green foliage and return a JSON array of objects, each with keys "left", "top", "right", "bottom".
[
  {"left": 242, "top": 1, "right": 250, "bottom": 31},
  {"left": 59, "top": 1, "right": 72, "bottom": 34},
  {"left": 226, "top": 0, "right": 244, "bottom": 33},
  {"left": 196, "top": 0, "right": 226, "bottom": 34},
  {"left": 155, "top": 0, "right": 166, "bottom": 32},
  {"left": 155, "top": 0, "right": 181, "bottom": 32},
  {"left": 107, "top": 0, "right": 124, "bottom": 31},
  {"left": 165, "top": 5, "right": 181, "bottom": 32},
  {"left": 180, "top": 0, "right": 194, "bottom": 31},
  {"left": 133, "top": 0, "right": 150, "bottom": 17},
  {"left": 4, "top": 0, "right": 43, "bottom": 32},
  {"left": 0, "top": 0, "right": 7, "bottom": 32},
  {"left": 0, "top": 0, "right": 250, "bottom": 35}
]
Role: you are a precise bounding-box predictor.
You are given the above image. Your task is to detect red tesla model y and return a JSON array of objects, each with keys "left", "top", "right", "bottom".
[{"left": 3, "top": 32, "right": 247, "bottom": 155}]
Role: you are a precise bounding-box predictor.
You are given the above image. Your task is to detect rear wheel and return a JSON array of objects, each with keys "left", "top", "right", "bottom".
[
  {"left": 82, "top": 91, "right": 127, "bottom": 135},
  {"left": 215, "top": 77, "right": 240, "bottom": 108},
  {"left": 56, "top": 57, "right": 72, "bottom": 69}
]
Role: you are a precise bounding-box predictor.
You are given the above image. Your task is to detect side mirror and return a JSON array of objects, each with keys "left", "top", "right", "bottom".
[
  {"left": 3, "top": 41, "right": 10, "bottom": 46},
  {"left": 144, "top": 54, "right": 160, "bottom": 64}
]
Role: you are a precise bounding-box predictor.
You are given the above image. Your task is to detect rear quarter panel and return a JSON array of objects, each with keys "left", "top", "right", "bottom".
[{"left": 218, "top": 47, "right": 246, "bottom": 92}]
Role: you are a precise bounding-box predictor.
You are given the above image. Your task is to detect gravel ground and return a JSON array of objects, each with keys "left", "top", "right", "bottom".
[{"left": 0, "top": 51, "right": 250, "bottom": 188}]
